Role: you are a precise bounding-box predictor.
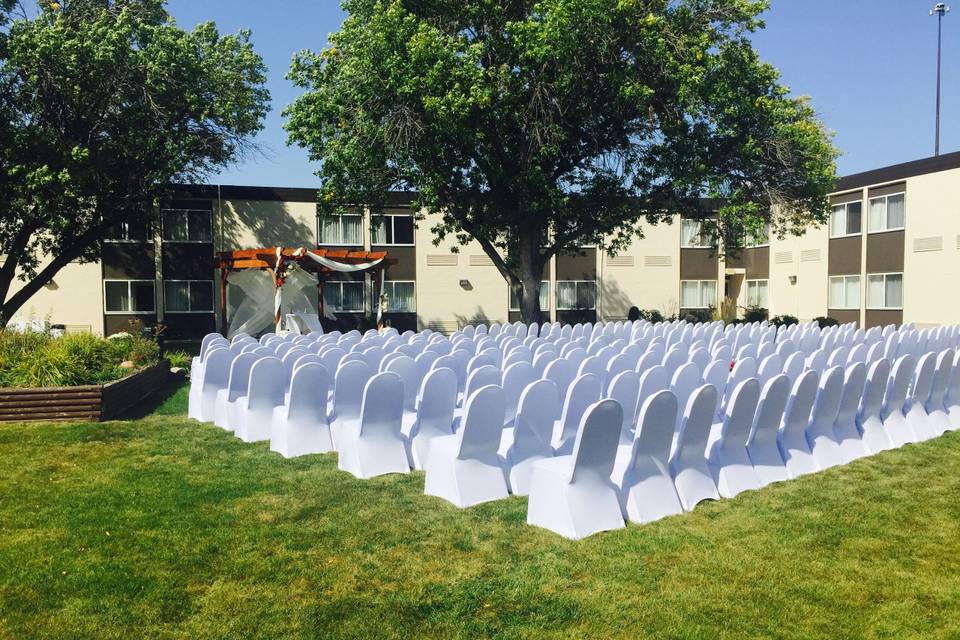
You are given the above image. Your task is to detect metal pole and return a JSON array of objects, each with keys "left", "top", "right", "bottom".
[{"left": 932, "top": 3, "right": 951, "bottom": 156}]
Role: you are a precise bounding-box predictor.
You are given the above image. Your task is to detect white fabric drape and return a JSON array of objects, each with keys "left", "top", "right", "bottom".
[
  {"left": 226, "top": 270, "right": 275, "bottom": 338},
  {"left": 301, "top": 252, "right": 384, "bottom": 272}
]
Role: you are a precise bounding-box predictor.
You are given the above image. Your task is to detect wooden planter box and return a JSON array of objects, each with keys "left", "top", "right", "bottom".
[{"left": 0, "top": 360, "right": 170, "bottom": 423}]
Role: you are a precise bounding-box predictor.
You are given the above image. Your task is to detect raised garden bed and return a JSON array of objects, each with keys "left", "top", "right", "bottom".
[{"left": 0, "top": 359, "right": 170, "bottom": 423}]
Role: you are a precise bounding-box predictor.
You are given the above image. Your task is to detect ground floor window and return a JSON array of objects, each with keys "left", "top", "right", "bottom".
[
  {"left": 323, "top": 281, "right": 365, "bottom": 313},
  {"left": 680, "top": 280, "right": 717, "bottom": 308},
  {"left": 380, "top": 281, "right": 416, "bottom": 312},
  {"left": 104, "top": 280, "right": 155, "bottom": 314},
  {"left": 164, "top": 280, "right": 214, "bottom": 313},
  {"left": 867, "top": 273, "right": 903, "bottom": 309},
  {"left": 828, "top": 275, "right": 860, "bottom": 309},
  {"left": 556, "top": 281, "right": 596, "bottom": 310},
  {"left": 510, "top": 281, "right": 550, "bottom": 312},
  {"left": 745, "top": 279, "right": 769, "bottom": 308}
]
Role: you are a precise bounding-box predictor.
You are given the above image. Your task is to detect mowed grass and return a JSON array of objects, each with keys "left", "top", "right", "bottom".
[{"left": 2, "top": 383, "right": 960, "bottom": 639}]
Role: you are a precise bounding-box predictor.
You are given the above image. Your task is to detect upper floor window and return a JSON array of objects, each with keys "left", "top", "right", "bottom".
[
  {"left": 867, "top": 273, "right": 903, "bottom": 309},
  {"left": 162, "top": 209, "right": 212, "bottom": 243},
  {"left": 372, "top": 215, "right": 414, "bottom": 245},
  {"left": 318, "top": 214, "right": 362, "bottom": 246},
  {"left": 380, "top": 281, "right": 416, "bottom": 312},
  {"left": 509, "top": 281, "right": 550, "bottom": 312},
  {"left": 744, "top": 223, "right": 770, "bottom": 248},
  {"left": 104, "top": 280, "right": 155, "bottom": 314},
  {"left": 556, "top": 280, "right": 596, "bottom": 311},
  {"left": 829, "top": 201, "right": 862, "bottom": 238},
  {"left": 680, "top": 279, "right": 717, "bottom": 308},
  {"left": 745, "top": 279, "right": 769, "bottom": 308},
  {"left": 680, "top": 219, "right": 714, "bottom": 248},
  {"left": 106, "top": 219, "right": 151, "bottom": 242},
  {"left": 323, "top": 280, "right": 364, "bottom": 312},
  {"left": 164, "top": 280, "right": 214, "bottom": 313},
  {"left": 868, "top": 193, "right": 905, "bottom": 233},
  {"left": 828, "top": 275, "right": 860, "bottom": 309}
]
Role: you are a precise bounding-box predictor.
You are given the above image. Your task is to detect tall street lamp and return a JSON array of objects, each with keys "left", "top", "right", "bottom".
[{"left": 931, "top": 3, "right": 950, "bottom": 156}]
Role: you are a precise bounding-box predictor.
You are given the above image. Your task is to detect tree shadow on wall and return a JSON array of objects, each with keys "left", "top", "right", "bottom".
[{"left": 220, "top": 200, "right": 315, "bottom": 249}]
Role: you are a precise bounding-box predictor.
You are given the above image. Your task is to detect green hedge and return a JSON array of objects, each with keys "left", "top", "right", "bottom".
[{"left": 0, "top": 331, "right": 161, "bottom": 388}]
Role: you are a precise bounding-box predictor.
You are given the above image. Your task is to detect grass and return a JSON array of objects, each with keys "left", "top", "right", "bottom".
[{"left": 2, "top": 382, "right": 960, "bottom": 639}]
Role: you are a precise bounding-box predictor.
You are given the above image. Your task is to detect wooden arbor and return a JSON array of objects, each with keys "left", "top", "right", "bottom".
[{"left": 215, "top": 247, "right": 394, "bottom": 333}]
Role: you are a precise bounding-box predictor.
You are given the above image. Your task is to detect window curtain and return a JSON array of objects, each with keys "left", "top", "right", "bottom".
[{"left": 165, "top": 282, "right": 190, "bottom": 312}]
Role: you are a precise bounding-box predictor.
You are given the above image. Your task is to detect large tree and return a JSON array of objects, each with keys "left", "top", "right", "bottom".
[
  {"left": 0, "top": 0, "right": 270, "bottom": 326},
  {"left": 286, "top": 0, "right": 837, "bottom": 322}
]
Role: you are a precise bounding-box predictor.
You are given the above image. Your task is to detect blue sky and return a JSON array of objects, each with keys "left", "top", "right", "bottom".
[{"left": 165, "top": 0, "right": 958, "bottom": 188}]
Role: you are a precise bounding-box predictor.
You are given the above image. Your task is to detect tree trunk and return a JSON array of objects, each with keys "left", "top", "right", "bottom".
[{"left": 516, "top": 236, "right": 545, "bottom": 325}]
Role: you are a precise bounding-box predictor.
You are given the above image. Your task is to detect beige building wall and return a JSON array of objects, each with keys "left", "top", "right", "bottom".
[
  {"left": 9, "top": 260, "right": 104, "bottom": 334},
  {"left": 216, "top": 198, "right": 318, "bottom": 251},
  {"left": 903, "top": 167, "right": 960, "bottom": 328},
  {"left": 768, "top": 225, "right": 829, "bottom": 322},
  {"left": 599, "top": 219, "right": 681, "bottom": 320},
  {"left": 414, "top": 211, "right": 510, "bottom": 330}
]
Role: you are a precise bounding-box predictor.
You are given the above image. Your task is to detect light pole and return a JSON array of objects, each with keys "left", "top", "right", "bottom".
[{"left": 931, "top": 3, "right": 950, "bottom": 156}]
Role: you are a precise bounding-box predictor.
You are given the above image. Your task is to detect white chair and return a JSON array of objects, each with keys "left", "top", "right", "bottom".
[
  {"left": 947, "top": 351, "right": 960, "bottom": 429},
  {"left": 337, "top": 371, "right": 410, "bottom": 479},
  {"left": 192, "top": 348, "right": 233, "bottom": 423},
  {"left": 925, "top": 350, "right": 955, "bottom": 435},
  {"left": 777, "top": 370, "right": 820, "bottom": 478},
  {"left": 551, "top": 373, "right": 602, "bottom": 454},
  {"left": 501, "top": 379, "right": 559, "bottom": 495},
  {"left": 406, "top": 367, "right": 458, "bottom": 470},
  {"left": 502, "top": 361, "right": 536, "bottom": 427},
  {"left": 746, "top": 374, "right": 790, "bottom": 487},
  {"left": 188, "top": 340, "right": 227, "bottom": 418},
  {"left": 669, "top": 384, "right": 721, "bottom": 510},
  {"left": 543, "top": 358, "right": 574, "bottom": 405},
  {"left": 527, "top": 399, "right": 625, "bottom": 540},
  {"left": 606, "top": 370, "right": 640, "bottom": 443},
  {"left": 384, "top": 355, "right": 421, "bottom": 433},
  {"left": 270, "top": 363, "right": 333, "bottom": 457},
  {"left": 670, "top": 363, "right": 701, "bottom": 433},
  {"left": 235, "top": 357, "right": 286, "bottom": 443},
  {"left": 857, "top": 358, "right": 893, "bottom": 454},
  {"left": 905, "top": 352, "right": 937, "bottom": 441},
  {"left": 615, "top": 390, "right": 684, "bottom": 523},
  {"left": 424, "top": 384, "right": 509, "bottom": 507},
  {"left": 803, "top": 366, "right": 845, "bottom": 469},
  {"left": 213, "top": 353, "right": 258, "bottom": 432},
  {"left": 709, "top": 378, "right": 762, "bottom": 498},
  {"left": 832, "top": 362, "right": 870, "bottom": 463},
  {"left": 882, "top": 355, "right": 916, "bottom": 448},
  {"left": 330, "top": 360, "right": 373, "bottom": 449}
]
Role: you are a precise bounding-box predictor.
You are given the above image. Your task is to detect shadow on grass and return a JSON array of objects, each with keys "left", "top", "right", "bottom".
[{"left": 120, "top": 376, "right": 189, "bottom": 420}]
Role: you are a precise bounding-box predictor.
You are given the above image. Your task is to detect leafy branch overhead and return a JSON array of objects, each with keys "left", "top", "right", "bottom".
[
  {"left": 286, "top": 0, "right": 837, "bottom": 321},
  {"left": 0, "top": 0, "right": 269, "bottom": 325}
]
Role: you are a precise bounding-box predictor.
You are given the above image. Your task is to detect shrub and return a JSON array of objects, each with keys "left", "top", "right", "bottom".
[
  {"left": 166, "top": 350, "right": 192, "bottom": 372},
  {"left": 126, "top": 336, "right": 160, "bottom": 366},
  {"left": 638, "top": 309, "right": 664, "bottom": 323},
  {"left": 742, "top": 306, "right": 769, "bottom": 323},
  {"left": 683, "top": 307, "right": 713, "bottom": 324},
  {"left": 814, "top": 316, "right": 839, "bottom": 329},
  {"left": 770, "top": 314, "right": 799, "bottom": 328}
]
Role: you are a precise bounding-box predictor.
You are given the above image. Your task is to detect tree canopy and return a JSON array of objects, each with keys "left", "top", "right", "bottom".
[
  {"left": 0, "top": 0, "right": 269, "bottom": 325},
  {"left": 286, "top": 0, "right": 838, "bottom": 322}
]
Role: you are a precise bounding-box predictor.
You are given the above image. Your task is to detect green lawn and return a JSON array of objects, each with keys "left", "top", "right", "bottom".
[{"left": 2, "top": 383, "right": 960, "bottom": 639}]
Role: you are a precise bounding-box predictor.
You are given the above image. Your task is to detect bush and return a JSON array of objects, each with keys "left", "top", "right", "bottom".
[
  {"left": 742, "top": 306, "right": 769, "bottom": 323},
  {"left": 814, "top": 316, "right": 839, "bottom": 329},
  {"left": 770, "top": 314, "right": 799, "bottom": 328},
  {"left": 637, "top": 309, "right": 664, "bottom": 323},
  {"left": 0, "top": 329, "right": 161, "bottom": 388},
  {"left": 682, "top": 307, "right": 713, "bottom": 324},
  {"left": 166, "top": 350, "right": 192, "bottom": 372}
]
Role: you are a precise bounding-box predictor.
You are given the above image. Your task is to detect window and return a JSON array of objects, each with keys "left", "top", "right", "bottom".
[
  {"left": 380, "top": 281, "right": 416, "bottom": 312},
  {"left": 104, "top": 280, "right": 155, "bottom": 314},
  {"left": 829, "top": 201, "right": 862, "bottom": 238},
  {"left": 681, "top": 219, "right": 714, "bottom": 248},
  {"left": 556, "top": 281, "right": 596, "bottom": 310},
  {"left": 745, "top": 223, "right": 770, "bottom": 247},
  {"left": 322, "top": 281, "right": 364, "bottom": 312},
  {"left": 106, "top": 219, "right": 151, "bottom": 242},
  {"left": 680, "top": 280, "right": 717, "bottom": 308},
  {"left": 867, "top": 273, "right": 903, "bottom": 309},
  {"left": 162, "top": 209, "right": 212, "bottom": 242},
  {"left": 372, "top": 215, "right": 415, "bottom": 245},
  {"left": 828, "top": 275, "right": 860, "bottom": 309},
  {"left": 164, "top": 280, "right": 214, "bottom": 313},
  {"left": 745, "top": 279, "right": 769, "bottom": 308},
  {"left": 868, "top": 193, "right": 905, "bottom": 233},
  {"left": 318, "top": 214, "right": 363, "bottom": 245},
  {"left": 509, "top": 281, "right": 550, "bottom": 311}
]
